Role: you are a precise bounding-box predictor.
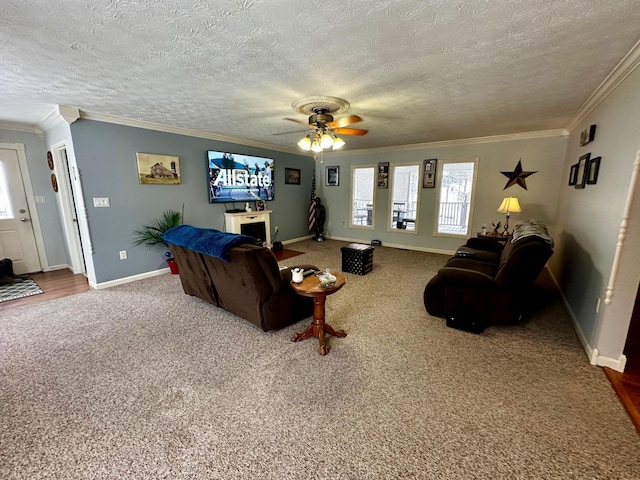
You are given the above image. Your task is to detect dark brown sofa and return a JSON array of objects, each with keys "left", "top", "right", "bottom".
[
  {"left": 423, "top": 220, "right": 554, "bottom": 326},
  {"left": 164, "top": 226, "right": 316, "bottom": 331}
]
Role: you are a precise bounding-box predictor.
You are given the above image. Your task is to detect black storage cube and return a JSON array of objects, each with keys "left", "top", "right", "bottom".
[{"left": 341, "top": 243, "right": 374, "bottom": 275}]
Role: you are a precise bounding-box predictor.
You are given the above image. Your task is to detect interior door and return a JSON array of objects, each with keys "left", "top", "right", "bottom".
[
  {"left": 0, "top": 148, "right": 41, "bottom": 273},
  {"left": 624, "top": 285, "right": 640, "bottom": 370}
]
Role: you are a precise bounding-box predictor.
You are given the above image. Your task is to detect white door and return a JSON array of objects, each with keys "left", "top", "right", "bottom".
[{"left": 0, "top": 148, "right": 41, "bottom": 273}]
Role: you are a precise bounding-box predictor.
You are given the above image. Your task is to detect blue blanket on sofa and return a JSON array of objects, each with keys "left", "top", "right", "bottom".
[{"left": 163, "top": 225, "right": 255, "bottom": 262}]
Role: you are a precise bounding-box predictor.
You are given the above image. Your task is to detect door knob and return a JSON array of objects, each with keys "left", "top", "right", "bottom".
[{"left": 20, "top": 217, "right": 30, "bottom": 222}]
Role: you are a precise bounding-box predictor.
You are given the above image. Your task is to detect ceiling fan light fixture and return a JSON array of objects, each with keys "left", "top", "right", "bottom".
[
  {"left": 332, "top": 136, "right": 345, "bottom": 149},
  {"left": 297, "top": 136, "right": 311, "bottom": 151},
  {"left": 311, "top": 139, "right": 323, "bottom": 153},
  {"left": 320, "top": 132, "right": 334, "bottom": 149}
]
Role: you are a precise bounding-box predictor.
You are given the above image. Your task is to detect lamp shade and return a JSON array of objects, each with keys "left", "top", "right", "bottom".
[
  {"left": 332, "top": 137, "right": 345, "bottom": 149},
  {"left": 320, "top": 132, "right": 334, "bottom": 148},
  {"left": 497, "top": 196, "right": 522, "bottom": 214},
  {"left": 297, "top": 136, "right": 311, "bottom": 151}
]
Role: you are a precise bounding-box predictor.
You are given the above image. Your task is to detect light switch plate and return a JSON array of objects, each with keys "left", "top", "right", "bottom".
[{"left": 93, "top": 197, "right": 110, "bottom": 207}]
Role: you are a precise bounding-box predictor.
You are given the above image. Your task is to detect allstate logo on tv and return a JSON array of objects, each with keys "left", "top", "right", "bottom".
[{"left": 207, "top": 151, "right": 274, "bottom": 203}]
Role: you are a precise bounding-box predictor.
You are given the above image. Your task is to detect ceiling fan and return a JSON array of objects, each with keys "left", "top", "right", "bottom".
[{"left": 277, "top": 96, "right": 368, "bottom": 152}]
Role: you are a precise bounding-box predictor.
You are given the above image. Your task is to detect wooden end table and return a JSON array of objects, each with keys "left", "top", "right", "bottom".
[
  {"left": 290, "top": 271, "right": 346, "bottom": 355},
  {"left": 477, "top": 232, "right": 508, "bottom": 242}
]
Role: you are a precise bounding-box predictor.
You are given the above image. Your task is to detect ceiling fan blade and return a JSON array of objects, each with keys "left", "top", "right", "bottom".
[
  {"left": 327, "top": 115, "right": 363, "bottom": 128},
  {"left": 273, "top": 129, "right": 310, "bottom": 136},
  {"left": 333, "top": 127, "right": 368, "bottom": 136},
  {"left": 284, "top": 117, "right": 311, "bottom": 126}
]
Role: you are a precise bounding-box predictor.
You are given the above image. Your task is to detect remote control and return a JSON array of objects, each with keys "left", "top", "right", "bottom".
[{"left": 303, "top": 269, "right": 316, "bottom": 277}]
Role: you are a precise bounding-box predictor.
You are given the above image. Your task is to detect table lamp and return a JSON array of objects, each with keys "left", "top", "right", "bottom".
[{"left": 497, "top": 197, "right": 522, "bottom": 235}]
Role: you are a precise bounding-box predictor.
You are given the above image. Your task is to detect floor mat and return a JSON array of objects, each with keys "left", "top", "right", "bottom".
[
  {"left": 0, "top": 278, "right": 44, "bottom": 303},
  {"left": 273, "top": 249, "right": 305, "bottom": 261}
]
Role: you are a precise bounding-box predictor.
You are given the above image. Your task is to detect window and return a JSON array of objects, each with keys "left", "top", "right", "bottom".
[
  {"left": 350, "top": 166, "right": 374, "bottom": 227},
  {"left": 435, "top": 159, "right": 478, "bottom": 236},
  {"left": 0, "top": 162, "right": 13, "bottom": 220},
  {"left": 389, "top": 163, "right": 420, "bottom": 231}
]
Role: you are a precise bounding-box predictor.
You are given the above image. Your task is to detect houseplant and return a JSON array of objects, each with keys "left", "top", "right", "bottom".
[{"left": 132, "top": 209, "right": 182, "bottom": 274}]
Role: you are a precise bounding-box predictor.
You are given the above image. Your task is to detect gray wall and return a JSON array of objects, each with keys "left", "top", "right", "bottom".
[
  {"left": 317, "top": 135, "right": 568, "bottom": 253},
  {"left": 0, "top": 127, "right": 68, "bottom": 268},
  {"left": 69, "top": 120, "right": 314, "bottom": 283},
  {"left": 552, "top": 65, "right": 640, "bottom": 363}
]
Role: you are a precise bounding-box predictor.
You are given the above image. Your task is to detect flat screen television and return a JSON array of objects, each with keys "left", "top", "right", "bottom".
[{"left": 207, "top": 150, "right": 274, "bottom": 204}]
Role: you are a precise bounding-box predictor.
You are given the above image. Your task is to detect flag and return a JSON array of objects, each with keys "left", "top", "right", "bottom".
[{"left": 308, "top": 170, "right": 317, "bottom": 234}]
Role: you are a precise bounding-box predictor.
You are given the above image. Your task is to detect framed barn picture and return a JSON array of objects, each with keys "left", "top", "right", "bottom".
[{"left": 136, "top": 153, "right": 181, "bottom": 185}]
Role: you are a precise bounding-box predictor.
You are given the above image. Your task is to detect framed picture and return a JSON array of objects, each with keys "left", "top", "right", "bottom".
[
  {"left": 256, "top": 199, "right": 266, "bottom": 211},
  {"left": 568, "top": 163, "right": 579, "bottom": 186},
  {"left": 575, "top": 153, "right": 590, "bottom": 189},
  {"left": 579, "top": 125, "right": 596, "bottom": 146},
  {"left": 47, "top": 151, "right": 54, "bottom": 170},
  {"left": 284, "top": 167, "right": 301, "bottom": 185},
  {"left": 325, "top": 166, "right": 339, "bottom": 186},
  {"left": 378, "top": 162, "right": 389, "bottom": 188},
  {"left": 587, "top": 156, "right": 601, "bottom": 185},
  {"left": 136, "top": 153, "right": 181, "bottom": 185},
  {"left": 423, "top": 159, "right": 437, "bottom": 188}
]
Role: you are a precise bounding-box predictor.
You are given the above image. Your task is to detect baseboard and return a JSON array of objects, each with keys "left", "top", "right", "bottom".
[
  {"left": 90, "top": 267, "right": 170, "bottom": 290},
  {"left": 42, "top": 264, "right": 73, "bottom": 272},
  {"left": 546, "top": 267, "right": 595, "bottom": 362},
  {"left": 282, "top": 235, "right": 313, "bottom": 245},
  {"left": 545, "top": 266, "right": 628, "bottom": 372},
  {"left": 592, "top": 351, "right": 627, "bottom": 371},
  {"left": 324, "top": 235, "right": 455, "bottom": 256}
]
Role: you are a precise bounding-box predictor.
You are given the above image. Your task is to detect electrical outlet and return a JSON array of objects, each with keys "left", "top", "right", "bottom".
[
  {"left": 275, "top": 226, "right": 279, "bottom": 233},
  {"left": 119, "top": 250, "right": 127, "bottom": 260}
]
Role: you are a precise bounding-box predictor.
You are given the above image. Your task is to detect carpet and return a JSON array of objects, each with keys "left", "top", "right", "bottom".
[
  {"left": 1, "top": 239, "right": 639, "bottom": 479},
  {"left": 273, "top": 248, "right": 304, "bottom": 261},
  {"left": 0, "top": 277, "right": 43, "bottom": 303}
]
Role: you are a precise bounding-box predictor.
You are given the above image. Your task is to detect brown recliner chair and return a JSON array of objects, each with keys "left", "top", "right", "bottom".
[
  {"left": 166, "top": 226, "right": 316, "bottom": 332},
  {"left": 424, "top": 220, "right": 554, "bottom": 327}
]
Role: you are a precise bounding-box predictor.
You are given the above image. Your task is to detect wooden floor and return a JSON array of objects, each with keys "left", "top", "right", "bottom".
[
  {"left": 1, "top": 268, "right": 639, "bottom": 433},
  {"left": 0, "top": 268, "right": 90, "bottom": 311},
  {"left": 604, "top": 362, "right": 640, "bottom": 434}
]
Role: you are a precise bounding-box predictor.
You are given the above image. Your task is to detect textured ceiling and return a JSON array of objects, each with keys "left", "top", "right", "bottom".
[{"left": 2, "top": 0, "right": 640, "bottom": 151}]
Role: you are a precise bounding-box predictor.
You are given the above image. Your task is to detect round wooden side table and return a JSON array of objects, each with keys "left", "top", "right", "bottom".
[{"left": 290, "top": 271, "right": 346, "bottom": 355}]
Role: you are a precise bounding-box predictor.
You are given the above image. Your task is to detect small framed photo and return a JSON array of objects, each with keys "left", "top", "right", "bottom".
[
  {"left": 423, "top": 158, "right": 437, "bottom": 188},
  {"left": 568, "top": 163, "right": 579, "bottom": 186},
  {"left": 325, "top": 166, "right": 339, "bottom": 186},
  {"left": 579, "top": 125, "right": 596, "bottom": 146},
  {"left": 256, "top": 200, "right": 266, "bottom": 211},
  {"left": 378, "top": 162, "right": 389, "bottom": 188},
  {"left": 586, "top": 156, "right": 601, "bottom": 185},
  {"left": 284, "top": 167, "right": 301, "bottom": 185},
  {"left": 575, "top": 153, "right": 590, "bottom": 189}
]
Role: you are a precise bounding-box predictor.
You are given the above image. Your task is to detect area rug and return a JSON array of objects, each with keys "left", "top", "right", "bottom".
[
  {"left": 0, "top": 277, "right": 43, "bottom": 303},
  {"left": 273, "top": 248, "right": 304, "bottom": 261}
]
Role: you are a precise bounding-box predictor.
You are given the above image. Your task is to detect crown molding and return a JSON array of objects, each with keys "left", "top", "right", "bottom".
[
  {"left": 324, "top": 129, "right": 569, "bottom": 156},
  {"left": 37, "top": 105, "right": 80, "bottom": 131},
  {"left": 566, "top": 38, "right": 640, "bottom": 132},
  {"left": 0, "top": 121, "right": 43, "bottom": 135},
  {"left": 78, "top": 110, "right": 301, "bottom": 156}
]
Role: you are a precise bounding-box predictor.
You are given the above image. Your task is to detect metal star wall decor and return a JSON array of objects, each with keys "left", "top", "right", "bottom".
[{"left": 501, "top": 159, "right": 537, "bottom": 190}]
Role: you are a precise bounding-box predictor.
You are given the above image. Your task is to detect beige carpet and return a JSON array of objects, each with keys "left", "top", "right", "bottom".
[{"left": 1, "top": 239, "right": 638, "bottom": 479}]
